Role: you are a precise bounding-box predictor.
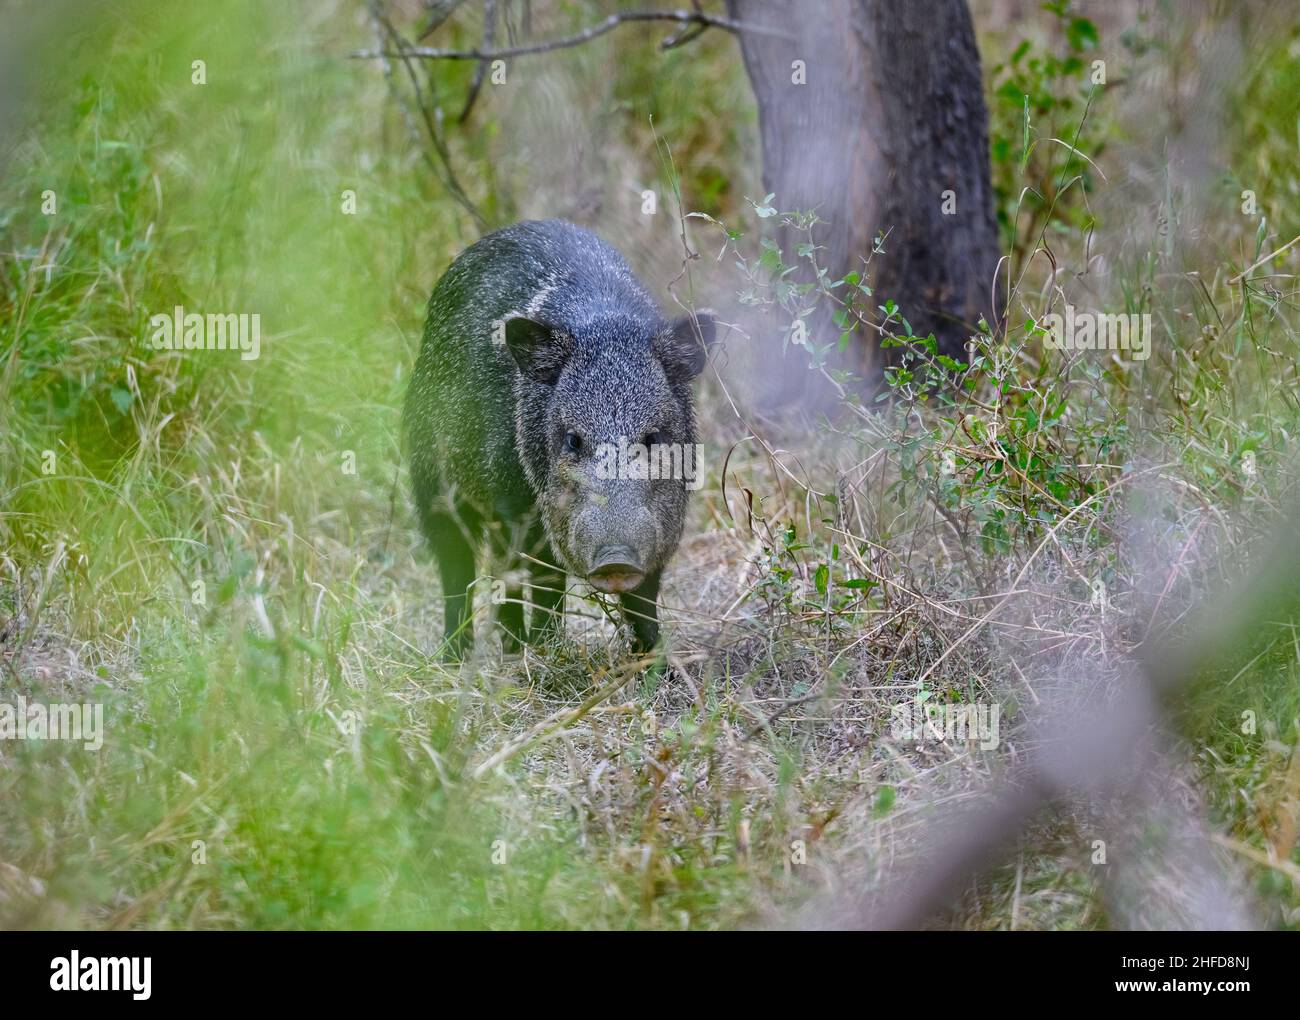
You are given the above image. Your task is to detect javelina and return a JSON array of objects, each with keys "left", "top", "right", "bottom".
[{"left": 403, "top": 219, "right": 715, "bottom": 659}]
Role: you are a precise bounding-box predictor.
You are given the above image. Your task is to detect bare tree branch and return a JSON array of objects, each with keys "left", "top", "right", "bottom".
[{"left": 352, "top": 7, "right": 789, "bottom": 63}]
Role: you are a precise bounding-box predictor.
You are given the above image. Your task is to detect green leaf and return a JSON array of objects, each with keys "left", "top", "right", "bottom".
[
  {"left": 814, "top": 563, "right": 829, "bottom": 596},
  {"left": 1067, "top": 17, "right": 1099, "bottom": 51},
  {"left": 290, "top": 634, "right": 326, "bottom": 659},
  {"left": 1019, "top": 93, "right": 1031, "bottom": 171}
]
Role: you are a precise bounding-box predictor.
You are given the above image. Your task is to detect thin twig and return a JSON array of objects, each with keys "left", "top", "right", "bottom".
[
  {"left": 367, "top": 1, "right": 487, "bottom": 230},
  {"left": 1229, "top": 232, "right": 1300, "bottom": 284},
  {"left": 458, "top": 0, "right": 497, "bottom": 124}
]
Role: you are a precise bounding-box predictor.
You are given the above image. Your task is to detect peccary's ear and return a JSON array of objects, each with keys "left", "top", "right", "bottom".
[
  {"left": 504, "top": 316, "right": 572, "bottom": 385},
  {"left": 655, "top": 310, "right": 716, "bottom": 383}
]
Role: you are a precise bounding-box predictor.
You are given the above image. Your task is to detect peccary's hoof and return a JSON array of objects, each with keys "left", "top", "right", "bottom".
[{"left": 628, "top": 619, "right": 660, "bottom": 656}]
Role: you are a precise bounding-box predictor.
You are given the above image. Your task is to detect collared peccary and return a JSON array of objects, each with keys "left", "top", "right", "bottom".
[{"left": 404, "top": 219, "right": 715, "bottom": 660}]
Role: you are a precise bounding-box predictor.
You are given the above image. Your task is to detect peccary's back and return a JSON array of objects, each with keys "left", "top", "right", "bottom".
[{"left": 404, "top": 219, "right": 664, "bottom": 515}]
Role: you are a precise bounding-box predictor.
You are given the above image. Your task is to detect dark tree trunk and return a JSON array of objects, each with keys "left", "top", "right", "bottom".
[{"left": 727, "top": 0, "right": 1000, "bottom": 379}]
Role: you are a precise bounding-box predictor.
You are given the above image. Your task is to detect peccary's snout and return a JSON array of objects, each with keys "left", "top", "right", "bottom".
[
  {"left": 569, "top": 498, "right": 660, "bottom": 593},
  {"left": 587, "top": 545, "right": 644, "bottom": 593}
]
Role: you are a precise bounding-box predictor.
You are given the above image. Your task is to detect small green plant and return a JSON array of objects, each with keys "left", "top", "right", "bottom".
[{"left": 987, "top": 1, "right": 1111, "bottom": 264}]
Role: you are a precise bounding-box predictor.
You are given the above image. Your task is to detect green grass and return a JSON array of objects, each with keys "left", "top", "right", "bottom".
[{"left": 0, "top": 0, "right": 577, "bottom": 929}]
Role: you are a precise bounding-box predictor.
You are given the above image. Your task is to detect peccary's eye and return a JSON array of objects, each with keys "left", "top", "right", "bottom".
[
  {"left": 643, "top": 430, "right": 667, "bottom": 448},
  {"left": 562, "top": 431, "right": 583, "bottom": 454}
]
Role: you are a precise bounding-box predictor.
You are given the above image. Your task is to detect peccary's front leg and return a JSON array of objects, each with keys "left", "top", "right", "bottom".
[
  {"left": 620, "top": 571, "right": 662, "bottom": 656},
  {"left": 416, "top": 496, "right": 480, "bottom": 662},
  {"left": 526, "top": 537, "right": 565, "bottom": 647},
  {"left": 498, "top": 583, "right": 526, "bottom": 653},
  {"left": 431, "top": 522, "right": 476, "bottom": 661},
  {"left": 488, "top": 522, "right": 527, "bottom": 653},
  {"left": 528, "top": 565, "right": 566, "bottom": 646}
]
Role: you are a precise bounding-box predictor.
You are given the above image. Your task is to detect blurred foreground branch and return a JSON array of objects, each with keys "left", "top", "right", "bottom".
[{"left": 800, "top": 497, "right": 1300, "bottom": 930}]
